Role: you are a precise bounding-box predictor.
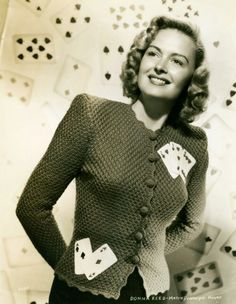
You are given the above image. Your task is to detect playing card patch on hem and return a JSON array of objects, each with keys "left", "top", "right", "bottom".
[
  {"left": 74, "top": 238, "right": 117, "bottom": 280},
  {"left": 157, "top": 142, "right": 196, "bottom": 182}
]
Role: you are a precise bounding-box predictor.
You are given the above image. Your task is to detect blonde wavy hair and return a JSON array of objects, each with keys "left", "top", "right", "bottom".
[{"left": 120, "top": 16, "right": 209, "bottom": 124}]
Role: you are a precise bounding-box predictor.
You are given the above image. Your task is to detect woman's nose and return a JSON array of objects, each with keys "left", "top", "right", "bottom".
[{"left": 154, "top": 59, "right": 168, "bottom": 74}]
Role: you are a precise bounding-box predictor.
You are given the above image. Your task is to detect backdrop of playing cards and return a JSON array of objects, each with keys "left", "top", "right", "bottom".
[{"left": 1, "top": 0, "right": 236, "bottom": 303}]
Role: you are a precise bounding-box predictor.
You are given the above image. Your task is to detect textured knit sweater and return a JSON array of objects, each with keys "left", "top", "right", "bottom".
[{"left": 16, "top": 93, "right": 208, "bottom": 299}]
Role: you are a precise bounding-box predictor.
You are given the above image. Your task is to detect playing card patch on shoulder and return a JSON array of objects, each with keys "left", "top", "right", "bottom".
[
  {"left": 74, "top": 238, "right": 117, "bottom": 280},
  {"left": 157, "top": 142, "right": 196, "bottom": 183}
]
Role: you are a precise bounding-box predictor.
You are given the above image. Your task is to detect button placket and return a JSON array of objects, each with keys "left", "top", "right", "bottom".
[{"left": 129, "top": 133, "right": 158, "bottom": 265}]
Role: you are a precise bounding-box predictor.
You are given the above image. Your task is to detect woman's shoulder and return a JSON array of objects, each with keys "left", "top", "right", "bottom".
[
  {"left": 72, "top": 93, "right": 126, "bottom": 111},
  {"left": 180, "top": 122, "right": 207, "bottom": 143}
]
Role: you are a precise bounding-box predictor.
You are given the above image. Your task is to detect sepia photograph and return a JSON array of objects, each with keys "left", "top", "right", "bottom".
[{"left": 0, "top": 0, "right": 236, "bottom": 303}]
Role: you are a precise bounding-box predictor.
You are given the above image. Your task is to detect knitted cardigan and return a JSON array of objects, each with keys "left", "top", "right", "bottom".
[{"left": 16, "top": 93, "right": 208, "bottom": 299}]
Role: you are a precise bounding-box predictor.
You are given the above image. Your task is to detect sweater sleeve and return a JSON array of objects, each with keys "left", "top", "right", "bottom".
[
  {"left": 16, "top": 94, "right": 92, "bottom": 268},
  {"left": 164, "top": 135, "right": 208, "bottom": 255}
]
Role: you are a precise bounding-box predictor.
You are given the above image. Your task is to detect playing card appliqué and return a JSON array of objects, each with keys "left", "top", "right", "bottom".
[
  {"left": 157, "top": 142, "right": 196, "bottom": 182},
  {"left": 74, "top": 238, "right": 118, "bottom": 280}
]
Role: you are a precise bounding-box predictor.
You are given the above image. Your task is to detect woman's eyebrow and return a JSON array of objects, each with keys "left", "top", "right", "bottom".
[{"left": 148, "top": 45, "right": 189, "bottom": 63}]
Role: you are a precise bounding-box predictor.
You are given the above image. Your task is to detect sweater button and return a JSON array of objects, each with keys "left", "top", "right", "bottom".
[
  {"left": 149, "top": 132, "right": 157, "bottom": 140},
  {"left": 131, "top": 255, "right": 140, "bottom": 264},
  {"left": 135, "top": 231, "right": 143, "bottom": 241},
  {"left": 140, "top": 206, "right": 149, "bottom": 216},
  {"left": 145, "top": 178, "right": 155, "bottom": 188},
  {"left": 148, "top": 153, "right": 158, "bottom": 162}
]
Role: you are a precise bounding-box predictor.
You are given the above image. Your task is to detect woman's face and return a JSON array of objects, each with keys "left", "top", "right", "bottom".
[{"left": 137, "top": 28, "right": 196, "bottom": 102}]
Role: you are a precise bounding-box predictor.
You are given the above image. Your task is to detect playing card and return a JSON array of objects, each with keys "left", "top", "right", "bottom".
[
  {"left": 108, "top": 3, "right": 149, "bottom": 31},
  {"left": 186, "top": 223, "right": 221, "bottom": 255},
  {"left": 157, "top": 143, "right": 179, "bottom": 178},
  {"left": 0, "top": 69, "right": 33, "bottom": 103},
  {"left": 54, "top": 55, "right": 92, "bottom": 100},
  {"left": 169, "top": 141, "right": 184, "bottom": 178},
  {"left": 74, "top": 238, "right": 92, "bottom": 275},
  {"left": 3, "top": 236, "right": 45, "bottom": 267},
  {"left": 230, "top": 192, "right": 236, "bottom": 219},
  {"left": 159, "top": 0, "right": 200, "bottom": 19},
  {"left": 16, "top": 0, "right": 51, "bottom": 16},
  {"left": 221, "top": 229, "right": 236, "bottom": 261},
  {"left": 180, "top": 148, "right": 196, "bottom": 182},
  {"left": 100, "top": 31, "right": 133, "bottom": 85},
  {"left": 174, "top": 261, "right": 223, "bottom": 297},
  {"left": 52, "top": 1, "right": 92, "bottom": 42},
  {"left": 27, "top": 290, "right": 48, "bottom": 304},
  {"left": 201, "top": 114, "right": 235, "bottom": 159},
  {"left": 83, "top": 244, "right": 117, "bottom": 280},
  {"left": 13, "top": 34, "right": 55, "bottom": 63}
]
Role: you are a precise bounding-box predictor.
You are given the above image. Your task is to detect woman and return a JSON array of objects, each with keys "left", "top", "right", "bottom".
[{"left": 16, "top": 16, "right": 209, "bottom": 303}]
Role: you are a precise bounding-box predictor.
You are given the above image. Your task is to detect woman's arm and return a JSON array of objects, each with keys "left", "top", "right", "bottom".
[
  {"left": 16, "top": 94, "right": 92, "bottom": 268},
  {"left": 164, "top": 136, "right": 208, "bottom": 255}
]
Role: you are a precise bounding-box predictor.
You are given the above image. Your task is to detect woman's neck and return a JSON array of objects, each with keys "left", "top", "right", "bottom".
[{"left": 131, "top": 95, "right": 175, "bottom": 131}]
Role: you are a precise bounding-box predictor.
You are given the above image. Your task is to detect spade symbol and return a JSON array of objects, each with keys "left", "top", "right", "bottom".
[
  {"left": 39, "top": 45, "right": 45, "bottom": 51},
  {"left": 71, "top": 17, "right": 76, "bottom": 23},
  {"left": 32, "top": 38, "right": 38, "bottom": 44},
  {"left": 176, "top": 275, "right": 183, "bottom": 282},
  {"left": 105, "top": 72, "right": 111, "bottom": 80},
  {"left": 17, "top": 38, "right": 23, "bottom": 44},
  {"left": 230, "top": 90, "right": 236, "bottom": 97},
  {"left": 118, "top": 46, "right": 124, "bottom": 54},
  {"left": 213, "top": 277, "right": 221, "bottom": 284},
  {"left": 18, "top": 54, "right": 24, "bottom": 60},
  {"left": 27, "top": 46, "right": 33, "bottom": 52},
  {"left": 194, "top": 277, "right": 201, "bottom": 283},
  {"left": 232, "top": 250, "right": 236, "bottom": 257},
  {"left": 45, "top": 37, "right": 51, "bottom": 44},
  {"left": 205, "top": 236, "right": 212, "bottom": 242},
  {"left": 66, "top": 32, "right": 72, "bottom": 38},
  {"left": 199, "top": 267, "right": 206, "bottom": 274},
  {"left": 56, "top": 18, "right": 62, "bottom": 24},
  {"left": 75, "top": 4, "right": 81, "bottom": 10},
  {"left": 47, "top": 54, "right": 53, "bottom": 60},
  {"left": 203, "top": 281, "right": 209, "bottom": 288},
  {"left": 224, "top": 246, "right": 232, "bottom": 253},
  {"left": 84, "top": 17, "right": 90, "bottom": 23},
  {"left": 103, "top": 46, "right": 109, "bottom": 54},
  {"left": 226, "top": 99, "right": 232, "bottom": 106},
  {"left": 32, "top": 53, "right": 39, "bottom": 59}
]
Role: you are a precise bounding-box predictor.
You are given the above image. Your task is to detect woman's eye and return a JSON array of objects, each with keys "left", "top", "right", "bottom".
[
  {"left": 147, "top": 50, "right": 160, "bottom": 57},
  {"left": 171, "top": 58, "right": 184, "bottom": 66}
]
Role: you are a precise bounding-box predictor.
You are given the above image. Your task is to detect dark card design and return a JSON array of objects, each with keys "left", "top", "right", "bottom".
[
  {"left": 52, "top": 1, "right": 92, "bottom": 42},
  {"left": 174, "top": 261, "right": 223, "bottom": 297},
  {"left": 13, "top": 34, "right": 55, "bottom": 63},
  {"left": 221, "top": 230, "right": 236, "bottom": 261}
]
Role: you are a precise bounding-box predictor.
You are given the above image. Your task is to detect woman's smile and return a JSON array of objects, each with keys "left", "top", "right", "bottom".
[
  {"left": 138, "top": 28, "right": 196, "bottom": 102},
  {"left": 148, "top": 74, "right": 171, "bottom": 86}
]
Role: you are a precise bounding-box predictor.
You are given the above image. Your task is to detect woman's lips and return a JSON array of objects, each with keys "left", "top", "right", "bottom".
[{"left": 148, "top": 75, "right": 171, "bottom": 86}]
